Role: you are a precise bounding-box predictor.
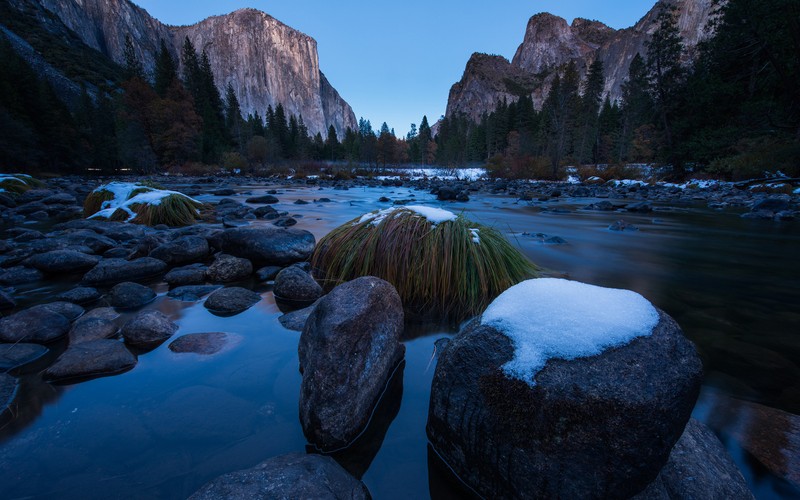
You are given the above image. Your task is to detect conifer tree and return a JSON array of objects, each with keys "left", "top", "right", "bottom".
[{"left": 154, "top": 39, "right": 177, "bottom": 97}]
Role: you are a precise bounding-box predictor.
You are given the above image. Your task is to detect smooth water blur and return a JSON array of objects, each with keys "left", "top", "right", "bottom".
[{"left": 1, "top": 183, "right": 798, "bottom": 498}]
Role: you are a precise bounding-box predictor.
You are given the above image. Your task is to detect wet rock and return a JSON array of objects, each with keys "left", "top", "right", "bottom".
[
  {"left": 255, "top": 265, "right": 282, "bottom": 281},
  {"left": 273, "top": 217, "right": 297, "bottom": 227},
  {"left": 204, "top": 287, "right": 261, "bottom": 315},
  {"left": 82, "top": 257, "right": 167, "bottom": 286},
  {"left": 584, "top": 200, "right": 617, "bottom": 211},
  {"left": 35, "top": 301, "right": 84, "bottom": 322},
  {"left": 69, "top": 316, "right": 119, "bottom": 345},
  {"left": 213, "top": 188, "right": 236, "bottom": 196},
  {"left": 635, "top": 419, "right": 753, "bottom": 499},
  {"left": 56, "top": 231, "right": 117, "bottom": 254},
  {"left": 102, "top": 247, "right": 131, "bottom": 259},
  {"left": 627, "top": 201, "right": 653, "bottom": 213},
  {"left": 0, "top": 307, "right": 71, "bottom": 343},
  {"left": 0, "top": 266, "right": 43, "bottom": 286},
  {"left": 205, "top": 254, "right": 253, "bottom": 283},
  {"left": 222, "top": 217, "right": 249, "bottom": 228},
  {"left": 0, "top": 290, "right": 15, "bottom": 310},
  {"left": 299, "top": 277, "right": 405, "bottom": 451},
  {"left": 218, "top": 226, "right": 315, "bottom": 267},
  {"left": 165, "top": 264, "right": 207, "bottom": 287},
  {"left": 378, "top": 196, "right": 391, "bottom": 202},
  {"left": 80, "top": 307, "right": 120, "bottom": 323},
  {"left": 0, "top": 343, "right": 48, "bottom": 371},
  {"left": 273, "top": 266, "right": 322, "bottom": 306},
  {"left": 107, "top": 282, "right": 156, "bottom": 309},
  {"left": 253, "top": 205, "right": 278, "bottom": 219},
  {"left": 55, "top": 287, "right": 101, "bottom": 305},
  {"left": 609, "top": 219, "right": 640, "bottom": 231},
  {"left": 121, "top": 310, "right": 178, "bottom": 346},
  {"left": 167, "top": 285, "right": 222, "bottom": 301},
  {"left": 188, "top": 452, "right": 369, "bottom": 500},
  {"left": 42, "top": 193, "right": 77, "bottom": 205},
  {"left": 436, "top": 186, "right": 459, "bottom": 201},
  {"left": 149, "top": 236, "right": 209, "bottom": 266},
  {"left": 427, "top": 310, "right": 702, "bottom": 499},
  {"left": 43, "top": 340, "right": 136, "bottom": 382},
  {"left": 169, "top": 332, "right": 229, "bottom": 355},
  {"left": 752, "top": 197, "right": 790, "bottom": 213},
  {"left": 278, "top": 303, "right": 317, "bottom": 331},
  {"left": 246, "top": 195, "right": 279, "bottom": 204},
  {"left": 1, "top": 373, "right": 18, "bottom": 414}
]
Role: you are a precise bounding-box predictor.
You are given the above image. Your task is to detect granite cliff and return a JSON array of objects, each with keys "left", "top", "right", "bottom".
[
  {"left": 446, "top": 0, "right": 717, "bottom": 122},
  {"left": 2, "top": 0, "right": 357, "bottom": 137}
]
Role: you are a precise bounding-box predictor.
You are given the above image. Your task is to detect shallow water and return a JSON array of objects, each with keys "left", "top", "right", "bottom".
[{"left": 1, "top": 182, "right": 798, "bottom": 498}]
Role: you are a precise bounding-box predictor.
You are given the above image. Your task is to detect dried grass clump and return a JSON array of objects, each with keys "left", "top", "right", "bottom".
[
  {"left": 83, "top": 189, "right": 116, "bottom": 216},
  {"left": 84, "top": 182, "right": 205, "bottom": 227},
  {"left": 107, "top": 194, "right": 203, "bottom": 226},
  {"left": 0, "top": 174, "right": 41, "bottom": 195},
  {"left": 311, "top": 208, "right": 538, "bottom": 320}
]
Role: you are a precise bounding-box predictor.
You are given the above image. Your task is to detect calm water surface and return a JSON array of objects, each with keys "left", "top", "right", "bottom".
[{"left": 1, "top": 183, "right": 798, "bottom": 499}]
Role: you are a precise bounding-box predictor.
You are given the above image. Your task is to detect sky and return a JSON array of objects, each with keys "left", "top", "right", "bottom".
[{"left": 132, "top": 1, "right": 657, "bottom": 136}]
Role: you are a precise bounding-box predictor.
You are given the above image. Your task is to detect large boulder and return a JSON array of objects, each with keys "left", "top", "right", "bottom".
[
  {"left": 205, "top": 254, "right": 253, "bottom": 283},
  {"left": 121, "top": 310, "right": 178, "bottom": 346},
  {"left": 188, "top": 453, "right": 369, "bottom": 500},
  {"left": 83, "top": 258, "right": 167, "bottom": 286},
  {"left": 427, "top": 278, "right": 703, "bottom": 499},
  {"left": 635, "top": 419, "right": 753, "bottom": 499},
  {"left": 0, "top": 306, "right": 72, "bottom": 343},
  {"left": 43, "top": 339, "right": 136, "bottom": 382},
  {"left": 217, "top": 226, "right": 315, "bottom": 267},
  {"left": 27, "top": 250, "right": 101, "bottom": 274},
  {"left": 273, "top": 266, "right": 323, "bottom": 306},
  {"left": 149, "top": 236, "right": 209, "bottom": 266},
  {"left": 299, "top": 277, "right": 404, "bottom": 451}
]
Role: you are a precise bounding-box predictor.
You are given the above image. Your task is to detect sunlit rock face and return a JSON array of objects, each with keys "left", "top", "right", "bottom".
[
  {"left": 13, "top": 0, "right": 357, "bottom": 137},
  {"left": 445, "top": 0, "right": 717, "bottom": 120}
]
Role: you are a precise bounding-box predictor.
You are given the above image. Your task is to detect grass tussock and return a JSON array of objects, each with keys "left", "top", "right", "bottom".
[
  {"left": 105, "top": 194, "right": 204, "bottom": 227},
  {"left": 83, "top": 189, "right": 116, "bottom": 216},
  {"left": 312, "top": 209, "right": 538, "bottom": 320},
  {"left": 0, "top": 174, "right": 41, "bottom": 195}
]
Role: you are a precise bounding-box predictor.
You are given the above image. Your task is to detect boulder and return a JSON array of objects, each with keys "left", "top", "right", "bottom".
[
  {"left": 43, "top": 340, "right": 136, "bottom": 382},
  {"left": 55, "top": 286, "right": 101, "bottom": 305},
  {"left": 0, "top": 266, "right": 43, "bottom": 286},
  {"left": 255, "top": 265, "right": 282, "bottom": 281},
  {"left": 273, "top": 266, "right": 323, "bottom": 306},
  {"left": 299, "top": 277, "right": 405, "bottom": 451},
  {"left": 205, "top": 254, "right": 253, "bottom": 283},
  {"left": 279, "top": 303, "right": 317, "bottom": 331},
  {"left": 165, "top": 264, "right": 207, "bottom": 286},
  {"left": 635, "top": 419, "right": 753, "bottom": 499},
  {"left": 69, "top": 316, "right": 119, "bottom": 345},
  {"left": 167, "top": 285, "right": 222, "bottom": 302},
  {"left": 218, "top": 227, "right": 315, "bottom": 267},
  {"left": 35, "top": 301, "right": 84, "bottom": 321},
  {"left": 0, "top": 306, "right": 71, "bottom": 343},
  {"left": 27, "top": 250, "right": 101, "bottom": 274},
  {"left": 188, "top": 453, "right": 369, "bottom": 500},
  {"left": 107, "top": 282, "right": 156, "bottom": 309},
  {"left": 0, "top": 343, "right": 48, "bottom": 371},
  {"left": 83, "top": 258, "right": 167, "bottom": 286},
  {"left": 253, "top": 205, "right": 278, "bottom": 219},
  {"left": 149, "top": 236, "right": 209, "bottom": 266},
  {"left": 121, "top": 310, "right": 178, "bottom": 346},
  {"left": 427, "top": 279, "right": 703, "bottom": 499},
  {"left": 245, "top": 195, "right": 279, "bottom": 204},
  {"left": 168, "top": 332, "right": 229, "bottom": 355},
  {"left": 204, "top": 287, "right": 261, "bottom": 315}
]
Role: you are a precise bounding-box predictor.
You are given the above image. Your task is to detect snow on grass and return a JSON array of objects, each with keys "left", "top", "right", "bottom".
[
  {"left": 481, "top": 278, "right": 659, "bottom": 386},
  {"left": 357, "top": 205, "right": 458, "bottom": 226},
  {"left": 470, "top": 228, "right": 480, "bottom": 244},
  {"left": 0, "top": 174, "right": 30, "bottom": 185},
  {"left": 88, "top": 182, "right": 201, "bottom": 221}
]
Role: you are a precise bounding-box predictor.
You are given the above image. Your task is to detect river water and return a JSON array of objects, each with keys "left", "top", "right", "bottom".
[{"left": 1, "top": 182, "right": 798, "bottom": 499}]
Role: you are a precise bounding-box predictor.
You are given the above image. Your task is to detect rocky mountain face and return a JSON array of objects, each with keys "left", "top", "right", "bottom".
[
  {"left": 446, "top": 0, "right": 717, "bottom": 122},
  {"left": 2, "top": 0, "right": 357, "bottom": 137}
]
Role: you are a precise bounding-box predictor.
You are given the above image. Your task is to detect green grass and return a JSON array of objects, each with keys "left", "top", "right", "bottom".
[
  {"left": 0, "top": 174, "right": 43, "bottom": 195},
  {"left": 83, "top": 189, "right": 116, "bottom": 217},
  {"left": 312, "top": 209, "right": 539, "bottom": 320}
]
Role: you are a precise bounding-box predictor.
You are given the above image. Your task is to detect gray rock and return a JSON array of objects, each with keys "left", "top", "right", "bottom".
[
  {"left": 205, "top": 254, "right": 253, "bottom": 283},
  {"left": 427, "top": 310, "right": 703, "bottom": 499},
  {"left": 0, "top": 266, "right": 43, "bottom": 286},
  {"left": 585, "top": 200, "right": 617, "bottom": 211},
  {"left": 218, "top": 226, "right": 315, "bottom": 267},
  {"left": 27, "top": 250, "right": 100, "bottom": 274},
  {"left": 149, "top": 235, "right": 209, "bottom": 265},
  {"left": 299, "top": 277, "right": 405, "bottom": 451},
  {"left": 82, "top": 257, "right": 167, "bottom": 286},
  {"left": 635, "top": 419, "right": 753, "bottom": 499},
  {"left": 0, "top": 343, "right": 48, "bottom": 371},
  {"left": 273, "top": 217, "right": 297, "bottom": 227},
  {"left": 627, "top": 201, "right": 653, "bottom": 213},
  {"left": 213, "top": 188, "right": 236, "bottom": 196},
  {"left": 255, "top": 265, "right": 282, "bottom": 281},
  {"left": 43, "top": 340, "right": 136, "bottom": 382},
  {"left": 188, "top": 453, "right": 369, "bottom": 500},
  {"left": 35, "top": 301, "right": 85, "bottom": 322},
  {"left": 751, "top": 197, "right": 790, "bottom": 213},
  {"left": 1, "top": 373, "right": 18, "bottom": 415},
  {"left": 253, "top": 205, "right": 278, "bottom": 219},
  {"left": 107, "top": 282, "right": 156, "bottom": 309},
  {"left": 246, "top": 194, "right": 279, "bottom": 204},
  {"left": 69, "top": 317, "right": 119, "bottom": 345},
  {"left": 165, "top": 264, "right": 208, "bottom": 286},
  {"left": 121, "top": 310, "right": 178, "bottom": 346},
  {"left": 169, "top": 332, "right": 229, "bottom": 355},
  {"left": 103, "top": 247, "right": 131, "bottom": 259},
  {"left": 55, "top": 286, "right": 101, "bottom": 305},
  {"left": 609, "top": 219, "right": 640, "bottom": 231},
  {"left": 204, "top": 287, "right": 261, "bottom": 315},
  {"left": 167, "top": 285, "right": 222, "bottom": 301},
  {"left": 0, "top": 289, "right": 15, "bottom": 310},
  {"left": 273, "top": 266, "right": 322, "bottom": 305},
  {"left": 0, "top": 307, "right": 71, "bottom": 343},
  {"left": 279, "top": 303, "right": 317, "bottom": 331}
]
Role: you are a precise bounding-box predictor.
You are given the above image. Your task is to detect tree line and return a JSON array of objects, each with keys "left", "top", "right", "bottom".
[{"left": 433, "top": 0, "right": 800, "bottom": 180}]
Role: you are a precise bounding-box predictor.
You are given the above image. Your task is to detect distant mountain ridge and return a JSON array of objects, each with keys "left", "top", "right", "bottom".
[
  {"left": 446, "top": 0, "right": 717, "bottom": 122},
  {"left": 2, "top": 0, "right": 357, "bottom": 137}
]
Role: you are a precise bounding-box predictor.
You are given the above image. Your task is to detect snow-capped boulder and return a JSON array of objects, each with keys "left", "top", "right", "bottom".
[{"left": 427, "top": 278, "right": 703, "bottom": 499}]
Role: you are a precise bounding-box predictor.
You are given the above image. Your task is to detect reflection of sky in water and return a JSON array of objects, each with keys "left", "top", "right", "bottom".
[{"left": 1, "top": 182, "right": 799, "bottom": 498}]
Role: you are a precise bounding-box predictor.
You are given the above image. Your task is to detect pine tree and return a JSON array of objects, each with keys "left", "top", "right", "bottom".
[
  {"left": 225, "top": 83, "right": 242, "bottom": 150},
  {"left": 619, "top": 53, "right": 653, "bottom": 162},
  {"left": 577, "top": 59, "right": 605, "bottom": 163},
  {"left": 153, "top": 39, "right": 177, "bottom": 97},
  {"left": 123, "top": 35, "right": 144, "bottom": 81}
]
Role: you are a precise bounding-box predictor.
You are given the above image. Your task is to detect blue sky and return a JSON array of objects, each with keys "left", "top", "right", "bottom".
[{"left": 133, "top": 1, "right": 656, "bottom": 136}]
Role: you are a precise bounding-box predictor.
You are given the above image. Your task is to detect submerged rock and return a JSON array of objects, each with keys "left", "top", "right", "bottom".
[
  {"left": 43, "top": 339, "right": 136, "bottom": 382},
  {"left": 121, "top": 310, "right": 178, "bottom": 346},
  {"left": 167, "top": 285, "right": 222, "bottom": 301},
  {"left": 299, "top": 277, "right": 405, "bottom": 451},
  {"left": 427, "top": 279, "right": 703, "bottom": 499},
  {"left": 188, "top": 453, "right": 369, "bottom": 500},
  {"left": 279, "top": 303, "right": 317, "bottom": 331},
  {"left": 169, "top": 332, "right": 230, "bottom": 355},
  {"left": 204, "top": 287, "right": 261, "bottom": 315}
]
